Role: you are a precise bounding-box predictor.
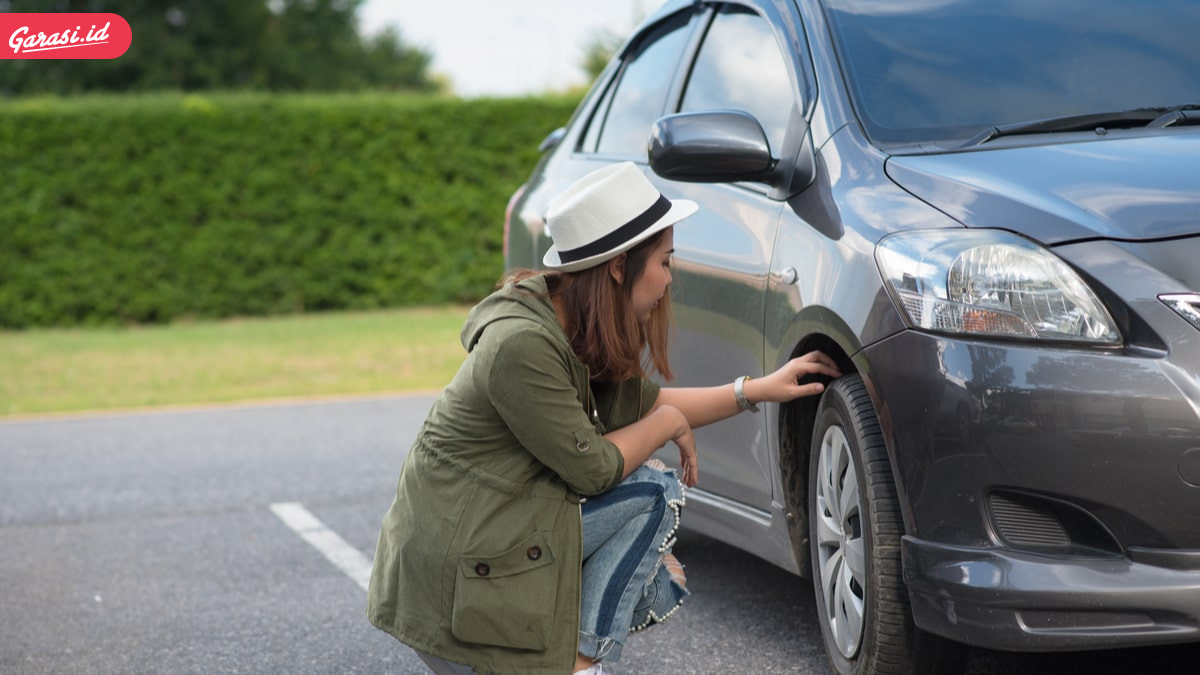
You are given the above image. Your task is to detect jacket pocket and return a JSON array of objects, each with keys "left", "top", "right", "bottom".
[{"left": 451, "top": 532, "right": 558, "bottom": 650}]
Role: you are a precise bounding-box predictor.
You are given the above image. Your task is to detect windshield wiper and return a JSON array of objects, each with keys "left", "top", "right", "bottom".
[
  {"left": 1147, "top": 104, "right": 1200, "bottom": 128},
  {"left": 961, "top": 105, "right": 1200, "bottom": 148}
]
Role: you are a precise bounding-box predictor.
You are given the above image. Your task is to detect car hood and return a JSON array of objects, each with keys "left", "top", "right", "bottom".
[{"left": 885, "top": 133, "right": 1200, "bottom": 245}]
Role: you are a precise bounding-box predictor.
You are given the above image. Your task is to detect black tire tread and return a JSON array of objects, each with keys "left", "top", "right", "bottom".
[{"left": 808, "top": 375, "right": 966, "bottom": 675}]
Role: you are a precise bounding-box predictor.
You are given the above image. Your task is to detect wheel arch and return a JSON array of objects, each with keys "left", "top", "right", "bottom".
[{"left": 776, "top": 328, "right": 856, "bottom": 578}]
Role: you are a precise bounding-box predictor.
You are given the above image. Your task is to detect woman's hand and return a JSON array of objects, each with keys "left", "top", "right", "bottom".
[
  {"left": 673, "top": 421, "right": 698, "bottom": 488},
  {"left": 654, "top": 405, "right": 699, "bottom": 488},
  {"left": 749, "top": 351, "right": 843, "bottom": 404}
]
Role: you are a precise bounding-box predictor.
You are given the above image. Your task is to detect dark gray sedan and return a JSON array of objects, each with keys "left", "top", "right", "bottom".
[{"left": 504, "top": 1, "right": 1200, "bottom": 673}]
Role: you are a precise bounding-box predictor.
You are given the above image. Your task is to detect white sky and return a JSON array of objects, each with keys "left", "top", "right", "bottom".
[{"left": 358, "top": 0, "right": 651, "bottom": 97}]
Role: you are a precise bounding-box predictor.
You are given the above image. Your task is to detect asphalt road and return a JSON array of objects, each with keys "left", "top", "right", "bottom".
[{"left": 1, "top": 395, "right": 1197, "bottom": 674}]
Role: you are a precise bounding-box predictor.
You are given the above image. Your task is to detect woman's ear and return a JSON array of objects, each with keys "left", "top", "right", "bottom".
[{"left": 608, "top": 254, "right": 626, "bottom": 285}]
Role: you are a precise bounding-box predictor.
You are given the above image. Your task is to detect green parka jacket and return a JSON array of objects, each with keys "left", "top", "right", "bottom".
[{"left": 367, "top": 275, "right": 660, "bottom": 674}]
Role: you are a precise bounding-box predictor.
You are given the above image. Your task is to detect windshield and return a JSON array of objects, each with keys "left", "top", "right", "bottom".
[{"left": 821, "top": 0, "right": 1200, "bottom": 147}]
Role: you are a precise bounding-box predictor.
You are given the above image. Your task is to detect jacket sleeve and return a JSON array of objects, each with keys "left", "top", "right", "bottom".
[
  {"left": 485, "top": 326, "right": 625, "bottom": 496},
  {"left": 594, "top": 377, "right": 661, "bottom": 431}
]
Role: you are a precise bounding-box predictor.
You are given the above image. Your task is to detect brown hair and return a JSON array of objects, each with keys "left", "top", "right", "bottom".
[{"left": 504, "top": 230, "right": 673, "bottom": 382}]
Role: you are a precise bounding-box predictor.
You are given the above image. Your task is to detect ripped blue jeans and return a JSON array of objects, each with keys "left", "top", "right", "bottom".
[{"left": 577, "top": 464, "right": 689, "bottom": 664}]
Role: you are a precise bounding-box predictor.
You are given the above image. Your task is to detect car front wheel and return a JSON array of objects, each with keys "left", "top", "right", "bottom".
[{"left": 808, "top": 374, "right": 965, "bottom": 675}]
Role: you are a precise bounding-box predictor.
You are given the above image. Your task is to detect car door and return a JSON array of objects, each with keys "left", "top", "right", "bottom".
[{"left": 647, "top": 3, "right": 802, "bottom": 512}]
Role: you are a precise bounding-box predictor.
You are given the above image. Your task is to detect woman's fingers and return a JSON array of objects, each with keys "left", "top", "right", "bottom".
[
  {"left": 791, "top": 352, "right": 842, "bottom": 378},
  {"left": 675, "top": 428, "right": 699, "bottom": 488},
  {"left": 681, "top": 456, "right": 698, "bottom": 487},
  {"left": 749, "top": 351, "right": 843, "bottom": 404},
  {"left": 803, "top": 349, "right": 838, "bottom": 365},
  {"left": 794, "top": 381, "right": 828, "bottom": 397},
  {"left": 679, "top": 448, "right": 698, "bottom": 487}
]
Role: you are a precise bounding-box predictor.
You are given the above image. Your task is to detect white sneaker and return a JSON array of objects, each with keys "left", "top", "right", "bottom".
[{"left": 573, "top": 663, "right": 604, "bottom": 675}]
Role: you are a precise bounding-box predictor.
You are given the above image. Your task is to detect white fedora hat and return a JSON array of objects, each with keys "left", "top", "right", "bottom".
[{"left": 543, "top": 162, "right": 698, "bottom": 273}]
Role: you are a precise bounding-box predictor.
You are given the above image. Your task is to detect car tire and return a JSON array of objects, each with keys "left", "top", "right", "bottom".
[{"left": 808, "top": 374, "right": 966, "bottom": 675}]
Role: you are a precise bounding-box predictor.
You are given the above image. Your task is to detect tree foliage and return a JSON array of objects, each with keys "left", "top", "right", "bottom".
[
  {"left": 0, "top": 0, "right": 438, "bottom": 94},
  {"left": 581, "top": 27, "right": 623, "bottom": 81}
]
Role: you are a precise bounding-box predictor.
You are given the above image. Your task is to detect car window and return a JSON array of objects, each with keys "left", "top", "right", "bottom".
[
  {"left": 680, "top": 6, "right": 795, "bottom": 156},
  {"left": 580, "top": 72, "right": 616, "bottom": 154},
  {"left": 587, "top": 12, "right": 693, "bottom": 157}
]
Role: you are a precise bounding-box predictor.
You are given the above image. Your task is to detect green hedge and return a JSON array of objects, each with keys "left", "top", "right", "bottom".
[{"left": 0, "top": 92, "right": 577, "bottom": 328}]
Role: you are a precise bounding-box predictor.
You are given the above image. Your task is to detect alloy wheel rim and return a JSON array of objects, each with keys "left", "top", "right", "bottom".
[{"left": 815, "top": 424, "right": 866, "bottom": 659}]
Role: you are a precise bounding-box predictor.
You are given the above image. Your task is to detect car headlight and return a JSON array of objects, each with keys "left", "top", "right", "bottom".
[{"left": 875, "top": 229, "right": 1121, "bottom": 344}]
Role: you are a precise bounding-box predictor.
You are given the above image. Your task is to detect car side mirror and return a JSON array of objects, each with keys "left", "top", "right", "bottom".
[
  {"left": 649, "top": 110, "right": 816, "bottom": 198},
  {"left": 648, "top": 110, "right": 777, "bottom": 184}
]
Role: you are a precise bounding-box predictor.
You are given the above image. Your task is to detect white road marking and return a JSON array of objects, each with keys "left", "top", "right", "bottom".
[{"left": 270, "top": 502, "right": 372, "bottom": 592}]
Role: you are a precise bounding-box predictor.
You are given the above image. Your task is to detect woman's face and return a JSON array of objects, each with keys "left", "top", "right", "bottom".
[{"left": 628, "top": 227, "right": 675, "bottom": 323}]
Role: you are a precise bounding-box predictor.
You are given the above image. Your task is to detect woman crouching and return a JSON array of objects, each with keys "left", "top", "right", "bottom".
[{"left": 367, "top": 162, "right": 841, "bottom": 674}]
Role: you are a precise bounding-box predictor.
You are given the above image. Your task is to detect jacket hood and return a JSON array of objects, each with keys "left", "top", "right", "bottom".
[
  {"left": 886, "top": 132, "right": 1200, "bottom": 245},
  {"left": 461, "top": 274, "right": 563, "bottom": 352}
]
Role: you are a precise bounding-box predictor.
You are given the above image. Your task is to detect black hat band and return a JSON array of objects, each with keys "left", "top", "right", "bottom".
[{"left": 557, "top": 194, "right": 672, "bottom": 264}]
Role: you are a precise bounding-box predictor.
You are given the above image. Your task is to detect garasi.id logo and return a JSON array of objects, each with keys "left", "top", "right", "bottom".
[{"left": 3, "top": 13, "right": 131, "bottom": 59}]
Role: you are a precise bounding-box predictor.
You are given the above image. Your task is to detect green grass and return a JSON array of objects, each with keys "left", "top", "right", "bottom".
[{"left": 0, "top": 306, "right": 470, "bottom": 417}]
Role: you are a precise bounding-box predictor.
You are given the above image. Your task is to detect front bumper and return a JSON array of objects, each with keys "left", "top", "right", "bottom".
[
  {"left": 903, "top": 537, "right": 1200, "bottom": 650},
  {"left": 859, "top": 325, "right": 1200, "bottom": 650}
]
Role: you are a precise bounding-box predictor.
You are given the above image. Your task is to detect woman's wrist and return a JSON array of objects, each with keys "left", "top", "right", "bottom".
[
  {"left": 733, "top": 376, "right": 761, "bottom": 413},
  {"left": 652, "top": 404, "right": 689, "bottom": 441}
]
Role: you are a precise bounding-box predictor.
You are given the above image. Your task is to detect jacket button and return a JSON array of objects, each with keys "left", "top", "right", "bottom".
[
  {"left": 527, "top": 546, "right": 542, "bottom": 561},
  {"left": 475, "top": 563, "right": 490, "bottom": 577},
  {"left": 577, "top": 440, "right": 590, "bottom": 452}
]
